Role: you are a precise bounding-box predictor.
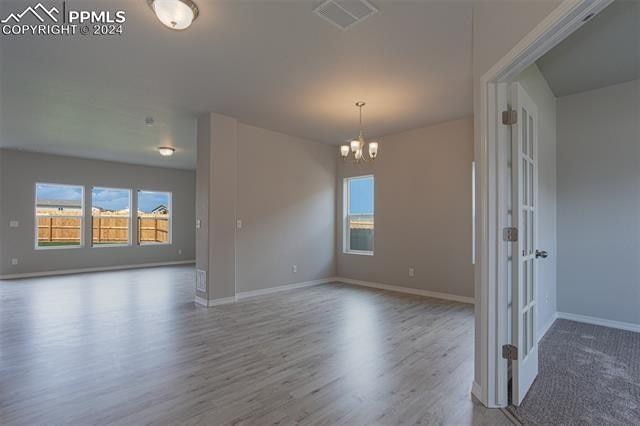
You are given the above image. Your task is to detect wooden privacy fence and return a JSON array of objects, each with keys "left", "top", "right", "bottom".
[
  {"left": 37, "top": 216, "right": 81, "bottom": 244},
  {"left": 137, "top": 216, "right": 169, "bottom": 244},
  {"left": 37, "top": 216, "right": 169, "bottom": 245},
  {"left": 92, "top": 217, "right": 129, "bottom": 244}
]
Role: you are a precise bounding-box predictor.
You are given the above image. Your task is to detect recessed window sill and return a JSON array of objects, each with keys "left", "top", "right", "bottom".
[
  {"left": 344, "top": 250, "right": 374, "bottom": 256},
  {"left": 35, "top": 245, "right": 83, "bottom": 251}
]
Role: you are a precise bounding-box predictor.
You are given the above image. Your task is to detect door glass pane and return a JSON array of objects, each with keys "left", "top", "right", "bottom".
[
  {"left": 529, "top": 162, "right": 534, "bottom": 207},
  {"left": 523, "top": 159, "right": 528, "bottom": 206},
  {"left": 528, "top": 259, "right": 534, "bottom": 304},
  {"left": 529, "top": 115, "right": 534, "bottom": 157},
  {"left": 523, "top": 261, "right": 528, "bottom": 307},
  {"left": 522, "top": 107, "right": 528, "bottom": 156}
]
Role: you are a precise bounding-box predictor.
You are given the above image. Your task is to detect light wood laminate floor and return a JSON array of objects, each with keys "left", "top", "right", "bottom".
[{"left": 0, "top": 266, "right": 509, "bottom": 425}]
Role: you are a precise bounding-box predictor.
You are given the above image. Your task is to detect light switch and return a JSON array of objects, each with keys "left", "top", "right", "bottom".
[
  {"left": 237, "top": 219, "right": 243, "bottom": 229},
  {"left": 9, "top": 220, "right": 19, "bottom": 228}
]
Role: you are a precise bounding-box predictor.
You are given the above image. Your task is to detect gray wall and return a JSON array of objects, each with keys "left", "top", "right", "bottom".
[
  {"left": 0, "top": 149, "right": 195, "bottom": 277},
  {"left": 517, "top": 64, "right": 558, "bottom": 335},
  {"left": 336, "top": 117, "right": 474, "bottom": 298},
  {"left": 237, "top": 124, "right": 336, "bottom": 292},
  {"left": 557, "top": 79, "right": 640, "bottom": 325}
]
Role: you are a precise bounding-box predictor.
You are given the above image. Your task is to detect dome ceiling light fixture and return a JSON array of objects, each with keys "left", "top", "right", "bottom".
[
  {"left": 340, "top": 102, "right": 379, "bottom": 163},
  {"left": 158, "top": 146, "right": 176, "bottom": 156},
  {"left": 147, "top": 0, "right": 199, "bottom": 31}
]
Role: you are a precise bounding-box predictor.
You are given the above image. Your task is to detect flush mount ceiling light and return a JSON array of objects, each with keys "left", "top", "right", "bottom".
[
  {"left": 340, "top": 102, "right": 379, "bottom": 163},
  {"left": 147, "top": 0, "right": 199, "bottom": 31},
  {"left": 158, "top": 146, "right": 176, "bottom": 156}
]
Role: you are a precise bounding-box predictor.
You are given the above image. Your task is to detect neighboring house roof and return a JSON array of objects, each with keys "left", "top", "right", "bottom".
[
  {"left": 36, "top": 199, "right": 81, "bottom": 209},
  {"left": 151, "top": 205, "right": 168, "bottom": 213}
]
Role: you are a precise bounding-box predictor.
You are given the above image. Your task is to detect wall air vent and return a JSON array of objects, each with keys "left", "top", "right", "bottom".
[
  {"left": 196, "top": 269, "right": 207, "bottom": 292},
  {"left": 313, "top": 0, "right": 378, "bottom": 31}
]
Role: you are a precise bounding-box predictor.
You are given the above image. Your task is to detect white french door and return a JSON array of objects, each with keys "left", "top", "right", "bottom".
[{"left": 510, "top": 82, "right": 539, "bottom": 405}]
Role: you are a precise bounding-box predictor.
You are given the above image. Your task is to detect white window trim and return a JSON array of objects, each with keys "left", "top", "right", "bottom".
[
  {"left": 343, "top": 175, "right": 374, "bottom": 256},
  {"left": 137, "top": 190, "right": 173, "bottom": 246},
  {"left": 91, "top": 186, "right": 132, "bottom": 248},
  {"left": 34, "top": 182, "right": 85, "bottom": 250}
]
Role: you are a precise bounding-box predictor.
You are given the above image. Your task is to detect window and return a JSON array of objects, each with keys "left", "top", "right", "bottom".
[
  {"left": 35, "top": 183, "right": 84, "bottom": 249},
  {"left": 344, "top": 175, "right": 374, "bottom": 254},
  {"left": 92, "top": 187, "right": 132, "bottom": 247},
  {"left": 137, "top": 190, "right": 172, "bottom": 245}
]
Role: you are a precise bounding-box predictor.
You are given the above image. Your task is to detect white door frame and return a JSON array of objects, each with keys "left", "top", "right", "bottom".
[{"left": 473, "top": 0, "right": 613, "bottom": 408}]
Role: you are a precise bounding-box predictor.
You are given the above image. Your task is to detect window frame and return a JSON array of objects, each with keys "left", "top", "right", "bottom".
[
  {"left": 343, "top": 175, "right": 375, "bottom": 256},
  {"left": 91, "top": 186, "right": 133, "bottom": 248},
  {"left": 34, "top": 182, "right": 85, "bottom": 250},
  {"left": 136, "top": 189, "right": 173, "bottom": 246}
]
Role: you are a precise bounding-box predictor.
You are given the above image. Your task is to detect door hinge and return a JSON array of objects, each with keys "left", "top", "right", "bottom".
[
  {"left": 503, "top": 227, "right": 518, "bottom": 242},
  {"left": 502, "top": 110, "right": 517, "bottom": 125},
  {"left": 502, "top": 344, "right": 518, "bottom": 360}
]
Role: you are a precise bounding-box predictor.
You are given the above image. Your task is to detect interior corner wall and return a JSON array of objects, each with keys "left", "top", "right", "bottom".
[
  {"left": 336, "top": 117, "right": 474, "bottom": 298},
  {"left": 0, "top": 149, "right": 196, "bottom": 277},
  {"left": 195, "top": 113, "right": 238, "bottom": 301},
  {"left": 557, "top": 79, "right": 640, "bottom": 326},
  {"left": 196, "top": 117, "right": 337, "bottom": 300},
  {"left": 516, "top": 64, "right": 557, "bottom": 336},
  {"left": 236, "top": 124, "right": 336, "bottom": 292}
]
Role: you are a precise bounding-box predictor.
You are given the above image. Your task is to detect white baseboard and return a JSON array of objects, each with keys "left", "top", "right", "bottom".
[
  {"left": 195, "top": 295, "right": 237, "bottom": 307},
  {"left": 538, "top": 312, "right": 558, "bottom": 341},
  {"left": 236, "top": 277, "right": 338, "bottom": 300},
  {"left": 335, "top": 277, "right": 475, "bottom": 305},
  {"left": 557, "top": 311, "right": 640, "bottom": 333},
  {"left": 0, "top": 260, "right": 196, "bottom": 280},
  {"left": 471, "top": 381, "right": 484, "bottom": 405},
  {"left": 194, "top": 277, "right": 338, "bottom": 307}
]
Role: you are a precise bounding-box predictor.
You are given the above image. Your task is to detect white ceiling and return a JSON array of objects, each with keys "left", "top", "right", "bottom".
[
  {"left": 536, "top": 0, "right": 640, "bottom": 97},
  {"left": 0, "top": 0, "right": 473, "bottom": 170}
]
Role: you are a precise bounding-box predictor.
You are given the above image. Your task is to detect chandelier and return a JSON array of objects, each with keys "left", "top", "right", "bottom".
[{"left": 340, "top": 102, "right": 379, "bottom": 163}]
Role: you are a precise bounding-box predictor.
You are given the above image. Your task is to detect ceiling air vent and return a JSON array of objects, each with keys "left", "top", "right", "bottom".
[{"left": 313, "top": 0, "right": 378, "bottom": 31}]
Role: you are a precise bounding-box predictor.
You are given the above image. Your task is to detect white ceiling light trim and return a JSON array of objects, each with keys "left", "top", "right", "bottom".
[
  {"left": 158, "top": 146, "right": 176, "bottom": 156},
  {"left": 147, "top": 0, "right": 199, "bottom": 31}
]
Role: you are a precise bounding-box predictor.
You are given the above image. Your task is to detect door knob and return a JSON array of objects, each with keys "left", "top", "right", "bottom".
[{"left": 535, "top": 250, "right": 548, "bottom": 259}]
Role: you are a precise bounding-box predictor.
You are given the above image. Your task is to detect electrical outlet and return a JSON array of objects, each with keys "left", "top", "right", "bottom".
[
  {"left": 408, "top": 267, "right": 415, "bottom": 277},
  {"left": 196, "top": 219, "right": 201, "bottom": 229},
  {"left": 9, "top": 220, "right": 19, "bottom": 228},
  {"left": 545, "top": 292, "right": 549, "bottom": 303},
  {"left": 11, "top": 258, "right": 18, "bottom": 265},
  {"left": 292, "top": 264, "right": 297, "bottom": 273},
  {"left": 178, "top": 249, "right": 182, "bottom": 255}
]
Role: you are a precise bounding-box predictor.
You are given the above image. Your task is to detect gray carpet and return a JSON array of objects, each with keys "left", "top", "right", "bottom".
[{"left": 509, "top": 319, "right": 640, "bottom": 425}]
